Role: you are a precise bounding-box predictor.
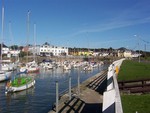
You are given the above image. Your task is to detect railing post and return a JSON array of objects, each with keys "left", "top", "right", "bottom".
[
  {"left": 78, "top": 69, "right": 80, "bottom": 97},
  {"left": 56, "top": 81, "right": 59, "bottom": 113},
  {"left": 69, "top": 76, "right": 71, "bottom": 100}
]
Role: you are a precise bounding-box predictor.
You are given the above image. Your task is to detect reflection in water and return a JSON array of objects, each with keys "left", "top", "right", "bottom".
[
  {"left": 0, "top": 82, "right": 5, "bottom": 90},
  {"left": 0, "top": 64, "right": 108, "bottom": 113},
  {"left": 6, "top": 86, "right": 35, "bottom": 99}
]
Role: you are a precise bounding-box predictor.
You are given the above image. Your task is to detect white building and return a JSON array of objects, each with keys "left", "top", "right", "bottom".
[
  {"left": 124, "top": 50, "right": 141, "bottom": 58},
  {"left": 40, "top": 43, "right": 68, "bottom": 56},
  {"left": 0, "top": 44, "right": 20, "bottom": 57},
  {"left": 124, "top": 50, "right": 132, "bottom": 58},
  {"left": 29, "top": 45, "right": 40, "bottom": 55}
]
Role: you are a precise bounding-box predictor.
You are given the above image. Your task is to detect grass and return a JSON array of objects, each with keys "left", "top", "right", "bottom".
[
  {"left": 118, "top": 60, "right": 150, "bottom": 81},
  {"left": 121, "top": 94, "right": 150, "bottom": 113},
  {"left": 118, "top": 60, "right": 150, "bottom": 113}
]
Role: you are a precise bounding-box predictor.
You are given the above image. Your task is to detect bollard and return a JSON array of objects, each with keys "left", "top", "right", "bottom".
[
  {"left": 69, "top": 76, "right": 71, "bottom": 100},
  {"left": 77, "top": 69, "right": 80, "bottom": 96},
  {"left": 56, "top": 81, "right": 59, "bottom": 113}
]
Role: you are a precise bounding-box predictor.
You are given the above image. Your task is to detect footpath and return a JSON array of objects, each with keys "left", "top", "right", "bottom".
[{"left": 49, "top": 70, "right": 107, "bottom": 113}]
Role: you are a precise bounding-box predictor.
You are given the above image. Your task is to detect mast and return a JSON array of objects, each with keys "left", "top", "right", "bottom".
[
  {"left": 1, "top": 0, "right": 4, "bottom": 62},
  {"left": 26, "top": 10, "right": 30, "bottom": 63},
  {"left": 33, "top": 23, "right": 36, "bottom": 61}
]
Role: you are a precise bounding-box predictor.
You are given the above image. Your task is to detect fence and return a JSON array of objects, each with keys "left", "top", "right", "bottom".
[
  {"left": 118, "top": 78, "right": 150, "bottom": 93},
  {"left": 103, "top": 58, "right": 125, "bottom": 113}
]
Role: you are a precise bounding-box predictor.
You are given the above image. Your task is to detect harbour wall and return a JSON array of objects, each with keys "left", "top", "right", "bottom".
[{"left": 102, "top": 58, "right": 125, "bottom": 113}]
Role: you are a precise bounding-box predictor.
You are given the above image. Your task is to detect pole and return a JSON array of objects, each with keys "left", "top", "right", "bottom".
[
  {"left": 34, "top": 24, "right": 36, "bottom": 61},
  {"left": 77, "top": 69, "right": 80, "bottom": 97},
  {"left": 1, "top": 3, "right": 4, "bottom": 62},
  {"left": 138, "top": 37, "right": 140, "bottom": 63},
  {"left": 69, "top": 76, "right": 71, "bottom": 100},
  {"left": 134, "top": 35, "right": 140, "bottom": 63},
  {"left": 26, "top": 10, "right": 30, "bottom": 63},
  {"left": 56, "top": 81, "right": 59, "bottom": 113}
]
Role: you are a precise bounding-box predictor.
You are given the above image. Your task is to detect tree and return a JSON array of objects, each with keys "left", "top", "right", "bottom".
[
  {"left": 44, "top": 42, "right": 50, "bottom": 45},
  {"left": 10, "top": 45, "right": 19, "bottom": 50}
]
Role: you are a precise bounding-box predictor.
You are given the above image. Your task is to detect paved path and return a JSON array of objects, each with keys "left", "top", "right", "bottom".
[{"left": 49, "top": 70, "right": 107, "bottom": 113}]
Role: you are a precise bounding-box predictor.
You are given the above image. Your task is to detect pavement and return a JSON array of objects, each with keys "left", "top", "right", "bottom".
[{"left": 49, "top": 70, "right": 107, "bottom": 113}]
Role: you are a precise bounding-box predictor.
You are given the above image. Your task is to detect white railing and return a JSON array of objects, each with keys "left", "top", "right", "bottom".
[{"left": 103, "top": 58, "right": 125, "bottom": 113}]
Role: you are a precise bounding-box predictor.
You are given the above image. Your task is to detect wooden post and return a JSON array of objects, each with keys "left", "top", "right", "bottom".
[
  {"left": 56, "top": 81, "right": 59, "bottom": 113},
  {"left": 69, "top": 76, "right": 71, "bottom": 100},
  {"left": 78, "top": 69, "right": 80, "bottom": 97}
]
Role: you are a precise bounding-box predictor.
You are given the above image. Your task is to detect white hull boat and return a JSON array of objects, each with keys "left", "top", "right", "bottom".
[{"left": 5, "top": 76, "right": 35, "bottom": 94}]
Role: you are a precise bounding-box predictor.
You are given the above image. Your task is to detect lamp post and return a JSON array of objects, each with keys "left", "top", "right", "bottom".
[{"left": 134, "top": 35, "right": 140, "bottom": 63}]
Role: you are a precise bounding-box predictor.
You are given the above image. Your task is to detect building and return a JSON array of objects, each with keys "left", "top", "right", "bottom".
[
  {"left": 29, "top": 45, "right": 40, "bottom": 55},
  {"left": 117, "top": 50, "right": 124, "bottom": 57},
  {"left": 0, "top": 44, "right": 20, "bottom": 57},
  {"left": 40, "top": 43, "right": 68, "bottom": 56}
]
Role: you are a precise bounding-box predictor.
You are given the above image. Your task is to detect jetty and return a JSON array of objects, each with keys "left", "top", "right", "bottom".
[{"left": 49, "top": 70, "right": 107, "bottom": 113}]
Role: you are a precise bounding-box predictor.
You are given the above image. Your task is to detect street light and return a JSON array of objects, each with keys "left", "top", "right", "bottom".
[{"left": 134, "top": 35, "right": 140, "bottom": 63}]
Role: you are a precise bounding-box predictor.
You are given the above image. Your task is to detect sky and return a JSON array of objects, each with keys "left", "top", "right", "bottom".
[{"left": 1, "top": 0, "right": 150, "bottom": 51}]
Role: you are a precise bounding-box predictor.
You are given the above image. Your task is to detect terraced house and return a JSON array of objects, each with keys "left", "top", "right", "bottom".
[{"left": 39, "top": 43, "right": 68, "bottom": 56}]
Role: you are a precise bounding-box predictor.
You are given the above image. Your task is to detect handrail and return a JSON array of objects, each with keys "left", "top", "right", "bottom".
[{"left": 103, "top": 58, "right": 124, "bottom": 113}]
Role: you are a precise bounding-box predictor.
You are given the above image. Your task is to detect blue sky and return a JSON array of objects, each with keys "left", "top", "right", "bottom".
[{"left": 1, "top": 0, "right": 150, "bottom": 51}]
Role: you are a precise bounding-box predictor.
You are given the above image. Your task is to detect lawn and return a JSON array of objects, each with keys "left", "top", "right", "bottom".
[
  {"left": 118, "top": 60, "right": 150, "bottom": 81},
  {"left": 118, "top": 60, "right": 150, "bottom": 113},
  {"left": 121, "top": 94, "right": 150, "bottom": 113}
]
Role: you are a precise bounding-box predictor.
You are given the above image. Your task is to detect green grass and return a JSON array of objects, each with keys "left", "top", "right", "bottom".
[
  {"left": 118, "top": 60, "right": 150, "bottom": 113},
  {"left": 118, "top": 60, "right": 150, "bottom": 81},
  {"left": 121, "top": 94, "right": 150, "bottom": 113}
]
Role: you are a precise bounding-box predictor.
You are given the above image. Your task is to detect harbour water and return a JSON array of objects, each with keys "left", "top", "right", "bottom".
[{"left": 0, "top": 65, "right": 108, "bottom": 113}]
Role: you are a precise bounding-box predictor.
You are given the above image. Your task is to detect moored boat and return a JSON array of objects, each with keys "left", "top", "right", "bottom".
[
  {"left": 20, "top": 61, "right": 39, "bottom": 73},
  {"left": 5, "top": 73, "right": 35, "bottom": 94},
  {"left": 0, "top": 71, "right": 12, "bottom": 82}
]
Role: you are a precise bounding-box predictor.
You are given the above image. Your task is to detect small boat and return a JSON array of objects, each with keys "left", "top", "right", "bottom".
[
  {"left": 40, "top": 60, "right": 54, "bottom": 70},
  {"left": 1, "top": 60, "right": 18, "bottom": 71},
  {"left": 83, "top": 65, "right": 93, "bottom": 71},
  {"left": 20, "top": 61, "right": 39, "bottom": 73},
  {"left": 5, "top": 73, "right": 35, "bottom": 94},
  {"left": 0, "top": 71, "right": 12, "bottom": 82},
  {"left": 63, "top": 64, "right": 71, "bottom": 70}
]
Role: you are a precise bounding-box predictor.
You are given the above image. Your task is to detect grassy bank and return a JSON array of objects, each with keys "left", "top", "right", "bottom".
[
  {"left": 121, "top": 94, "right": 150, "bottom": 113},
  {"left": 118, "top": 60, "right": 150, "bottom": 81},
  {"left": 118, "top": 60, "right": 150, "bottom": 113}
]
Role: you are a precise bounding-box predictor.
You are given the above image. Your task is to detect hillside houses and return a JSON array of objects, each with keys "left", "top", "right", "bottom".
[{"left": 0, "top": 43, "right": 141, "bottom": 58}]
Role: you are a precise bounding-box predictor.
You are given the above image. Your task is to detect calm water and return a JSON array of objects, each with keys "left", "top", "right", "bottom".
[{"left": 0, "top": 65, "right": 108, "bottom": 113}]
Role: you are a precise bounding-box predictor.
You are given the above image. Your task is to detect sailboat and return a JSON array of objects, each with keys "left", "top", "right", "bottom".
[
  {"left": 1, "top": 22, "right": 18, "bottom": 72},
  {"left": 0, "top": 2, "right": 12, "bottom": 82},
  {"left": 5, "top": 72, "right": 35, "bottom": 94},
  {"left": 20, "top": 12, "right": 39, "bottom": 73},
  {"left": 5, "top": 11, "right": 36, "bottom": 93}
]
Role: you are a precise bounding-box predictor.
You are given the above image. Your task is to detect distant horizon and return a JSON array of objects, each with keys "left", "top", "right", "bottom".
[{"left": 0, "top": 0, "right": 150, "bottom": 51}]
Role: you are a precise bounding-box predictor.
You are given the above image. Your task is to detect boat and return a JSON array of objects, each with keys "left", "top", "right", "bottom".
[
  {"left": 0, "top": 4, "right": 12, "bottom": 82},
  {"left": 20, "top": 20, "right": 39, "bottom": 73},
  {"left": 0, "top": 70, "right": 12, "bottom": 82},
  {"left": 40, "top": 60, "right": 54, "bottom": 70},
  {"left": 1, "top": 60, "right": 18, "bottom": 71},
  {"left": 20, "top": 60, "right": 39, "bottom": 73},
  {"left": 5, "top": 72, "right": 35, "bottom": 94},
  {"left": 83, "top": 65, "right": 93, "bottom": 71},
  {"left": 63, "top": 64, "right": 71, "bottom": 70}
]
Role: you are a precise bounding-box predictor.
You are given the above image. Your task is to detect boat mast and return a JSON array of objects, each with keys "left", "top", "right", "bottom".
[
  {"left": 26, "top": 10, "right": 30, "bottom": 63},
  {"left": 33, "top": 23, "right": 36, "bottom": 61},
  {"left": 1, "top": 0, "right": 4, "bottom": 62}
]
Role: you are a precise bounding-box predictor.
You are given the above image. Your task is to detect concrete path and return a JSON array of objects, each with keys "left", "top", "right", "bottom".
[{"left": 49, "top": 70, "right": 107, "bottom": 113}]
